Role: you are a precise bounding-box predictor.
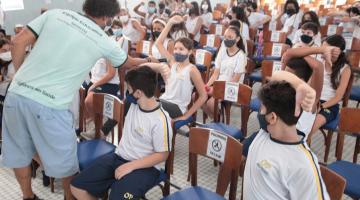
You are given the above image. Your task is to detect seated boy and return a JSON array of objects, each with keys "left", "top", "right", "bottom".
[
  {"left": 71, "top": 66, "right": 173, "bottom": 200},
  {"left": 292, "top": 22, "right": 321, "bottom": 49},
  {"left": 243, "top": 76, "right": 330, "bottom": 199}
]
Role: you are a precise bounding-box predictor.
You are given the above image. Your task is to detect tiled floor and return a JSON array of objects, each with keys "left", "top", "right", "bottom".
[{"left": 0, "top": 83, "right": 359, "bottom": 200}]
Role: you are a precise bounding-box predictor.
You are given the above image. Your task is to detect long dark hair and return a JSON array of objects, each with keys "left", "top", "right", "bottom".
[
  {"left": 231, "top": 6, "right": 249, "bottom": 25},
  {"left": 284, "top": 0, "right": 300, "bottom": 13},
  {"left": 325, "top": 35, "right": 348, "bottom": 89},
  {"left": 301, "top": 11, "right": 320, "bottom": 28},
  {"left": 175, "top": 37, "right": 195, "bottom": 64},
  {"left": 200, "top": 0, "right": 212, "bottom": 14},
  {"left": 189, "top": 1, "right": 200, "bottom": 17},
  {"left": 227, "top": 26, "right": 245, "bottom": 53}
]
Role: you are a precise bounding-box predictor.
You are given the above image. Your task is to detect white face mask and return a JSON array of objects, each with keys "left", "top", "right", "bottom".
[
  {"left": 119, "top": 15, "right": 129, "bottom": 23},
  {"left": 201, "top": 4, "right": 208, "bottom": 11},
  {"left": 0, "top": 51, "right": 11, "bottom": 62}
]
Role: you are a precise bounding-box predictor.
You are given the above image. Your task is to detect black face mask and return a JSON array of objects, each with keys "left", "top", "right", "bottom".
[
  {"left": 126, "top": 91, "right": 138, "bottom": 104},
  {"left": 257, "top": 112, "right": 270, "bottom": 133},
  {"left": 224, "top": 39, "right": 237, "bottom": 48},
  {"left": 300, "top": 34, "right": 313, "bottom": 44},
  {"left": 153, "top": 31, "right": 161, "bottom": 38},
  {"left": 286, "top": 8, "right": 296, "bottom": 16},
  {"left": 159, "top": 3, "right": 165, "bottom": 10},
  {"left": 226, "top": 15, "right": 233, "bottom": 20}
]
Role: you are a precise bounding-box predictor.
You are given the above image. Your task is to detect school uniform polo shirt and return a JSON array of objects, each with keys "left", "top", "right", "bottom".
[
  {"left": 243, "top": 129, "right": 330, "bottom": 200},
  {"left": 115, "top": 104, "right": 173, "bottom": 161},
  {"left": 9, "top": 9, "right": 127, "bottom": 109}
]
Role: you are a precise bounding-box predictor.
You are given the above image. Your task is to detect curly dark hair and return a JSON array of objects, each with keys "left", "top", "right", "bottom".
[{"left": 83, "top": 0, "right": 120, "bottom": 18}]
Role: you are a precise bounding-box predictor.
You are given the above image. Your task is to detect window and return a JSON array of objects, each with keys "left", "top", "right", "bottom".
[{"left": 1, "top": 0, "right": 24, "bottom": 11}]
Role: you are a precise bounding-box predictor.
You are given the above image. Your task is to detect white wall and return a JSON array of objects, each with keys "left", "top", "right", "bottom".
[{"left": 2, "top": 0, "right": 230, "bottom": 35}]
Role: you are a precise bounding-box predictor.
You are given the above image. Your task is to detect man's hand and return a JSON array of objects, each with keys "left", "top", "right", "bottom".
[
  {"left": 295, "top": 83, "right": 316, "bottom": 116},
  {"left": 114, "top": 162, "right": 135, "bottom": 180}
]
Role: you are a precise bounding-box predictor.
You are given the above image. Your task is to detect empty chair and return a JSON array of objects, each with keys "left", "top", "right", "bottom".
[
  {"left": 328, "top": 107, "right": 360, "bottom": 199},
  {"left": 161, "top": 127, "right": 243, "bottom": 200}
]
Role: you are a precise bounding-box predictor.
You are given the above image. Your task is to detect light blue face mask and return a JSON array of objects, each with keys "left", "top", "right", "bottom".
[
  {"left": 148, "top": 7, "right": 156, "bottom": 14},
  {"left": 113, "top": 28, "right": 122, "bottom": 37}
]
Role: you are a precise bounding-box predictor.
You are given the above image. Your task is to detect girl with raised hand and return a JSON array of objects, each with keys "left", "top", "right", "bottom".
[
  {"left": 308, "top": 35, "right": 352, "bottom": 143},
  {"left": 145, "top": 15, "right": 207, "bottom": 121},
  {"left": 202, "top": 26, "right": 247, "bottom": 119}
]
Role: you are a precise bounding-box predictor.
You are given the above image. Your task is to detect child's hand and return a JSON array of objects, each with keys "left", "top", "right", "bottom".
[
  {"left": 323, "top": 46, "right": 341, "bottom": 66},
  {"left": 115, "top": 162, "right": 134, "bottom": 180},
  {"left": 169, "top": 15, "right": 184, "bottom": 25},
  {"left": 295, "top": 83, "right": 316, "bottom": 116}
]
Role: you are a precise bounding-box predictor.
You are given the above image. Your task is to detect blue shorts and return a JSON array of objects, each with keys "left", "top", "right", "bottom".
[
  {"left": 319, "top": 100, "right": 340, "bottom": 123},
  {"left": 71, "top": 153, "right": 159, "bottom": 200},
  {"left": 1, "top": 92, "right": 79, "bottom": 178}
]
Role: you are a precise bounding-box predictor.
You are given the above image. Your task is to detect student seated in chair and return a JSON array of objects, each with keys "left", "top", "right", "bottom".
[
  {"left": 243, "top": 75, "right": 330, "bottom": 200},
  {"left": 71, "top": 66, "right": 173, "bottom": 200}
]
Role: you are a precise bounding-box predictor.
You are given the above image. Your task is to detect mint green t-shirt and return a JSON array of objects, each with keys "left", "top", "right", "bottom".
[{"left": 9, "top": 9, "right": 127, "bottom": 109}]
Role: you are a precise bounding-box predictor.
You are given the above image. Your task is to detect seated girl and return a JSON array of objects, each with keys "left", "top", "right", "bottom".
[
  {"left": 202, "top": 26, "right": 247, "bottom": 119},
  {"left": 147, "top": 15, "right": 207, "bottom": 121},
  {"left": 308, "top": 35, "right": 352, "bottom": 143}
]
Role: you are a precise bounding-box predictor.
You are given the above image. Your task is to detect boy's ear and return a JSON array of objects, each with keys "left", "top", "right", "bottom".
[{"left": 268, "top": 112, "right": 278, "bottom": 125}]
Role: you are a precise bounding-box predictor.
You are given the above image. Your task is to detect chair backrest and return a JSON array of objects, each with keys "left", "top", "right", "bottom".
[
  {"left": 320, "top": 165, "right": 346, "bottom": 200},
  {"left": 188, "top": 127, "right": 243, "bottom": 200},
  {"left": 347, "top": 51, "right": 360, "bottom": 69},
  {"left": 320, "top": 25, "right": 343, "bottom": 38},
  {"left": 262, "top": 42, "right": 290, "bottom": 58},
  {"left": 199, "top": 34, "right": 222, "bottom": 48},
  {"left": 212, "top": 10, "right": 223, "bottom": 21},
  {"left": 261, "top": 60, "right": 283, "bottom": 84},
  {"left": 249, "top": 27, "right": 257, "bottom": 42},
  {"left": 350, "top": 37, "right": 360, "bottom": 51},
  {"left": 118, "top": 67, "right": 126, "bottom": 100},
  {"left": 212, "top": 81, "right": 252, "bottom": 135},
  {"left": 78, "top": 87, "right": 86, "bottom": 133},
  {"left": 210, "top": 23, "right": 227, "bottom": 36},
  {"left": 336, "top": 107, "right": 360, "bottom": 160},
  {"left": 93, "top": 93, "right": 124, "bottom": 145},
  {"left": 195, "top": 49, "right": 213, "bottom": 82},
  {"left": 215, "top": 3, "right": 228, "bottom": 14},
  {"left": 246, "top": 40, "right": 255, "bottom": 57},
  {"left": 135, "top": 40, "right": 152, "bottom": 57},
  {"left": 263, "top": 20, "right": 282, "bottom": 32},
  {"left": 263, "top": 30, "right": 287, "bottom": 43}
]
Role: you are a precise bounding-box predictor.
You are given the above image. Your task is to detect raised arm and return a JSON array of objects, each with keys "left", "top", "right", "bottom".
[
  {"left": 133, "top": 2, "right": 146, "bottom": 18},
  {"left": 282, "top": 46, "right": 339, "bottom": 67},
  {"left": 132, "top": 20, "right": 146, "bottom": 41},
  {"left": 155, "top": 15, "right": 184, "bottom": 66},
  {"left": 303, "top": 56, "right": 324, "bottom": 112},
  {"left": 271, "top": 71, "right": 316, "bottom": 116},
  {"left": 11, "top": 28, "right": 36, "bottom": 71}
]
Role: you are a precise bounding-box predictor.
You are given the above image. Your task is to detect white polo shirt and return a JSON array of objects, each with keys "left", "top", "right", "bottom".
[
  {"left": 115, "top": 104, "right": 173, "bottom": 161},
  {"left": 244, "top": 129, "right": 330, "bottom": 200}
]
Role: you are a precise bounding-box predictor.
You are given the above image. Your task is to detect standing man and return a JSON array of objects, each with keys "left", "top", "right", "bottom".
[{"left": 2, "top": 0, "right": 160, "bottom": 199}]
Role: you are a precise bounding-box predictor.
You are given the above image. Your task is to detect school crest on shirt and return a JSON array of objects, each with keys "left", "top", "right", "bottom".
[{"left": 257, "top": 160, "right": 272, "bottom": 169}]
